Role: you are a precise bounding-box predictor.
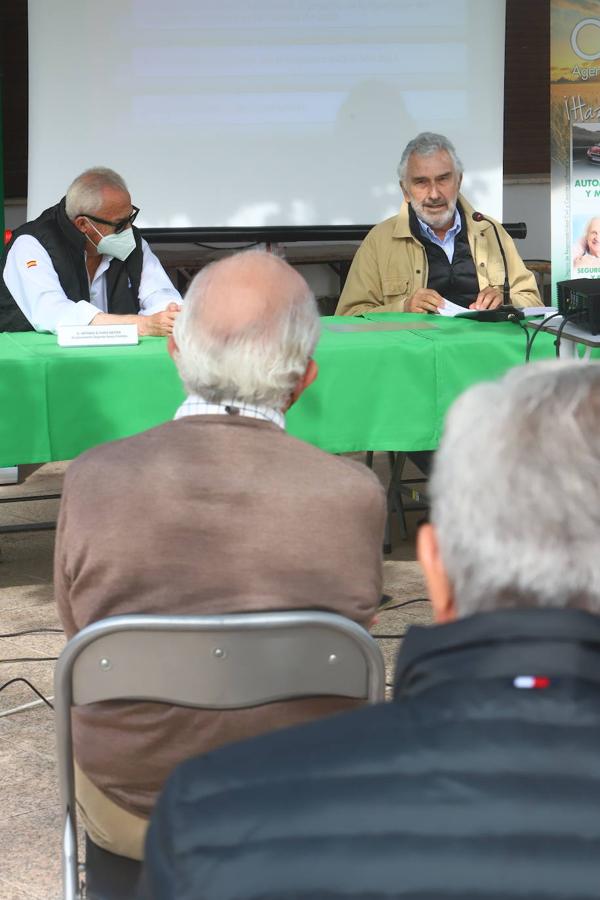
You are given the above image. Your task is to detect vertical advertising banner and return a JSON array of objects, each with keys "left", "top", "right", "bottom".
[{"left": 551, "top": 4, "right": 600, "bottom": 294}]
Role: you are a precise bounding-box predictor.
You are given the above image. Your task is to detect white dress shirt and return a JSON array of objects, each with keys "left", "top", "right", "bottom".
[
  {"left": 3, "top": 234, "right": 182, "bottom": 333},
  {"left": 174, "top": 394, "right": 286, "bottom": 430}
]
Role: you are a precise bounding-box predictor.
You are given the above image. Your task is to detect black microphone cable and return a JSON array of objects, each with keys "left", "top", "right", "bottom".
[
  {"left": 0, "top": 677, "right": 54, "bottom": 711},
  {"left": 509, "top": 313, "right": 531, "bottom": 355},
  {"left": 554, "top": 310, "right": 585, "bottom": 358},
  {"left": 525, "top": 311, "right": 565, "bottom": 362}
]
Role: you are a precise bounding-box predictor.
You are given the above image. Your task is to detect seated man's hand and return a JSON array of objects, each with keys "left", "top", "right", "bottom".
[
  {"left": 138, "top": 303, "right": 181, "bottom": 336},
  {"left": 406, "top": 288, "right": 445, "bottom": 313},
  {"left": 470, "top": 287, "right": 503, "bottom": 310}
]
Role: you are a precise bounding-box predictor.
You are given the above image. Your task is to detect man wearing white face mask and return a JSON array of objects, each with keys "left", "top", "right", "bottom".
[{"left": 0, "top": 167, "right": 182, "bottom": 335}]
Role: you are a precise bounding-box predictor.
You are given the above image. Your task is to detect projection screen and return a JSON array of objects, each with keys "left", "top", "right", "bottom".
[{"left": 27, "top": 0, "right": 506, "bottom": 230}]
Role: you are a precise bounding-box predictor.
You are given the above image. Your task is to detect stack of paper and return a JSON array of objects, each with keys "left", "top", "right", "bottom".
[{"left": 438, "top": 300, "right": 557, "bottom": 319}]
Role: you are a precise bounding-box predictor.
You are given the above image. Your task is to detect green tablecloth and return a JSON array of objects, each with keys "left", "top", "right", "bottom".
[
  {"left": 287, "top": 313, "right": 557, "bottom": 452},
  {"left": 0, "top": 314, "right": 556, "bottom": 466}
]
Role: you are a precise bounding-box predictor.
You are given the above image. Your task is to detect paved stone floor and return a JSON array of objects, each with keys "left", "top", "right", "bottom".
[{"left": 0, "top": 459, "right": 431, "bottom": 899}]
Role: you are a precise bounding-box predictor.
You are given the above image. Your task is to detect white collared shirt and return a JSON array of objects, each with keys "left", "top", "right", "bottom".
[
  {"left": 174, "top": 394, "right": 286, "bottom": 430},
  {"left": 3, "top": 234, "right": 182, "bottom": 333},
  {"left": 417, "top": 208, "right": 462, "bottom": 263}
]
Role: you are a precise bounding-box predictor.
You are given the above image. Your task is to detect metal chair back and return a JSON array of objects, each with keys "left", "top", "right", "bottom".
[{"left": 54, "top": 610, "right": 386, "bottom": 899}]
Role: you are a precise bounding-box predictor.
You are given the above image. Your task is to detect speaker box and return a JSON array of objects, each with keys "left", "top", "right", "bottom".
[{"left": 556, "top": 278, "right": 600, "bottom": 335}]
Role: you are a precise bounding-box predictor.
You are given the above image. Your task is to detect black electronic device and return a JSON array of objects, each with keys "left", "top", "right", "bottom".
[
  {"left": 466, "top": 305, "right": 524, "bottom": 322},
  {"left": 556, "top": 278, "right": 600, "bottom": 335}
]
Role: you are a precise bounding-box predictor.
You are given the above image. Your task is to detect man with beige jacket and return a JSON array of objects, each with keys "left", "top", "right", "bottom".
[
  {"left": 54, "top": 250, "right": 386, "bottom": 861},
  {"left": 336, "top": 132, "right": 541, "bottom": 316}
]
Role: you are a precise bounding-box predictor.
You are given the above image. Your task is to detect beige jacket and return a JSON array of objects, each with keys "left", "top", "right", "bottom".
[
  {"left": 336, "top": 194, "right": 541, "bottom": 315},
  {"left": 55, "top": 415, "right": 386, "bottom": 819}
]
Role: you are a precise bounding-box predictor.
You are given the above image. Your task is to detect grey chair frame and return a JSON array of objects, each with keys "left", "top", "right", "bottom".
[{"left": 54, "top": 610, "right": 386, "bottom": 900}]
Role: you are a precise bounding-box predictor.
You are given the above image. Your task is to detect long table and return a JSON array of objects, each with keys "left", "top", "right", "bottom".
[{"left": 0, "top": 314, "right": 557, "bottom": 467}]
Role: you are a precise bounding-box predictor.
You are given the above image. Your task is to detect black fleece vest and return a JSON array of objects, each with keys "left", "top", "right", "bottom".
[
  {"left": 0, "top": 198, "right": 144, "bottom": 332},
  {"left": 409, "top": 203, "right": 479, "bottom": 308}
]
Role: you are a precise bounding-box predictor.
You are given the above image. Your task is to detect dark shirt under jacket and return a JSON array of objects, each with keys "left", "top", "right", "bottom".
[{"left": 409, "top": 202, "right": 479, "bottom": 308}]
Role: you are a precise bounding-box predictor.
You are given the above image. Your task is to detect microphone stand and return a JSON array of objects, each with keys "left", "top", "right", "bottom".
[{"left": 472, "top": 211, "right": 511, "bottom": 306}]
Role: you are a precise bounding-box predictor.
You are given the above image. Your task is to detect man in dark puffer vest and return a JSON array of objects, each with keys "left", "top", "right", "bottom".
[
  {"left": 141, "top": 359, "right": 600, "bottom": 900},
  {"left": 0, "top": 167, "right": 181, "bottom": 334}
]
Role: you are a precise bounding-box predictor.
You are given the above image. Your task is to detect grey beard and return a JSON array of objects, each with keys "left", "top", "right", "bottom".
[{"left": 419, "top": 203, "right": 456, "bottom": 230}]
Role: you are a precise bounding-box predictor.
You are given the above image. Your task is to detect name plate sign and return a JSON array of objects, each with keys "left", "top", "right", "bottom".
[{"left": 57, "top": 324, "right": 139, "bottom": 347}]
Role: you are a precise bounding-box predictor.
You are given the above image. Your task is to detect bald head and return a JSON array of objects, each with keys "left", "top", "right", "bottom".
[
  {"left": 172, "top": 250, "right": 320, "bottom": 410},
  {"left": 187, "top": 251, "right": 311, "bottom": 339}
]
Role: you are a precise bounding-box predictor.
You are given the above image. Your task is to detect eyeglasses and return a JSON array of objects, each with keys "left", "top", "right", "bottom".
[{"left": 80, "top": 205, "right": 140, "bottom": 234}]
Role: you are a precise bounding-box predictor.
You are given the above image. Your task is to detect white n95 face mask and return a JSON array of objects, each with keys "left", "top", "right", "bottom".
[{"left": 86, "top": 220, "right": 136, "bottom": 261}]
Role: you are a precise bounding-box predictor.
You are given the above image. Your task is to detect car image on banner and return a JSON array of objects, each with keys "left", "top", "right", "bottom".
[{"left": 587, "top": 145, "right": 600, "bottom": 165}]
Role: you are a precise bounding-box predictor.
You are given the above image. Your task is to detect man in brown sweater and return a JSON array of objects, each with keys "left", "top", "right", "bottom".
[{"left": 54, "top": 249, "right": 386, "bottom": 860}]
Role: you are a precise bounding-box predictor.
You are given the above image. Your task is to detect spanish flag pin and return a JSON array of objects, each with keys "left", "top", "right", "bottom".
[{"left": 26, "top": 260, "right": 38, "bottom": 268}]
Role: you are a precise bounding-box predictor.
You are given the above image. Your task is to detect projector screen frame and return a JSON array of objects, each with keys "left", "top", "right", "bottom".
[
  {"left": 141, "top": 223, "right": 527, "bottom": 244},
  {"left": 27, "top": 0, "right": 508, "bottom": 229}
]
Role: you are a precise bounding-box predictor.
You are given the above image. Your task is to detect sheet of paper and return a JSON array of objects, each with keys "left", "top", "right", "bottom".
[
  {"left": 437, "top": 298, "right": 473, "bottom": 317},
  {"left": 439, "top": 301, "right": 559, "bottom": 319},
  {"left": 519, "top": 306, "right": 558, "bottom": 318}
]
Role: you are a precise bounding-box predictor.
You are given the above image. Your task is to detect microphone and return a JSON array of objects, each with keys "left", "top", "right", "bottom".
[{"left": 472, "top": 211, "right": 511, "bottom": 306}]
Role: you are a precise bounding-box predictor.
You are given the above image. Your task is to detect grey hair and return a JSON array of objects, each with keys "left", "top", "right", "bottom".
[
  {"left": 65, "top": 167, "right": 129, "bottom": 220},
  {"left": 172, "top": 251, "right": 320, "bottom": 410},
  {"left": 397, "top": 132, "right": 463, "bottom": 183},
  {"left": 429, "top": 360, "right": 600, "bottom": 616}
]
